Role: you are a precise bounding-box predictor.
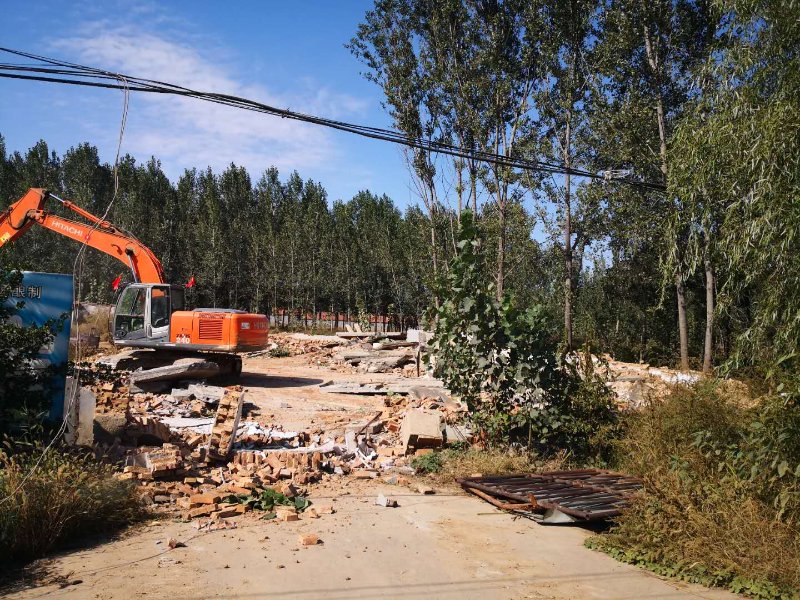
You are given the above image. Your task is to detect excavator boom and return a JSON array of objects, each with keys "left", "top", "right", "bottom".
[
  {"left": 1, "top": 188, "right": 268, "bottom": 362},
  {"left": 0, "top": 188, "right": 166, "bottom": 284}
]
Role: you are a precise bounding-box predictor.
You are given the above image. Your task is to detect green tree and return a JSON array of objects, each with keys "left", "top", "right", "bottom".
[
  {"left": 594, "top": 0, "right": 717, "bottom": 370},
  {"left": 669, "top": 0, "right": 800, "bottom": 375}
]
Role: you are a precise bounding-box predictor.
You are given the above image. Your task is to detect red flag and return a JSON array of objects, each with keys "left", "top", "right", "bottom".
[
  {"left": 111, "top": 274, "right": 122, "bottom": 291},
  {"left": 185, "top": 275, "right": 196, "bottom": 288}
]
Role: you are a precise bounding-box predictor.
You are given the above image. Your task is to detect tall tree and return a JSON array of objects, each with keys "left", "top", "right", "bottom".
[
  {"left": 594, "top": 0, "right": 716, "bottom": 369},
  {"left": 669, "top": 0, "right": 800, "bottom": 373},
  {"left": 536, "top": 0, "right": 598, "bottom": 349}
]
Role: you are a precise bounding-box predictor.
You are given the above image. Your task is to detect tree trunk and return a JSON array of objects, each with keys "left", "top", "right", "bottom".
[
  {"left": 497, "top": 192, "right": 506, "bottom": 299},
  {"left": 563, "top": 109, "right": 573, "bottom": 351},
  {"left": 470, "top": 162, "right": 478, "bottom": 214},
  {"left": 676, "top": 272, "right": 690, "bottom": 371},
  {"left": 644, "top": 23, "right": 690, "bottom": 371},
  {"left": 703, "top": 251, "right": 715, "bottom": 374},
  {"left": 456, "top": 161, "right": 463, "bottom": 216}
]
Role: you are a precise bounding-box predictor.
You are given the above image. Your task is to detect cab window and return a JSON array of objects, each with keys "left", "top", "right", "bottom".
[
  {"left": 115, "top": 286, "right": 146, "bottom": 338},
  {"left": 150, "top": 287, "right": 169, "bottom": 328}
]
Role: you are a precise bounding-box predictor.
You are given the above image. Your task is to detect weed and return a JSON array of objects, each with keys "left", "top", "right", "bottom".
[
  {"left": 412, "top": 446, "right": 564, "bottom": 484},
  {"left": 0, "top": 442, "right": 147, "bottom": 562},
  {"left": 268, "top": 345, "right": 291, "bottom": 358},
  {"left": 410, "top": 452, "right": 443, "bottom": 474},
  {"left": 590, "top": 382, "right": 800, "bottom": 598}
]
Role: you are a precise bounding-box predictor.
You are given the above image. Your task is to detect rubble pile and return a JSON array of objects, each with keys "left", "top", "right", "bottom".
[
  {"left": 253, "top": 332, "right": 344, "bottom": 357},
  {"left": 331, "top": 344, "right": 417, "bottom": 374},
  {"left": 251, "top": 331, "right": 431, "bottom": 377},
  {"left": 87, "top": 374, "right": 467, "bottom": 526}
]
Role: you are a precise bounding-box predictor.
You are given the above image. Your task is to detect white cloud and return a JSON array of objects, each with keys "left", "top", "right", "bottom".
[{"left": 51, "top": 20, "right": 367, "bottom": 180}]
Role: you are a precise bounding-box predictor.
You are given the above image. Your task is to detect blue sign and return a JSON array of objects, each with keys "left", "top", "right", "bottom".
[{"left": 5, "top": 272, "right": 74, "bottom": 420}]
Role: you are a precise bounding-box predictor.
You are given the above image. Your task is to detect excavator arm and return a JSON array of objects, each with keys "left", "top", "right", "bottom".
[{"left": 0, "top": 188, "right": 166, "bottom": 284}]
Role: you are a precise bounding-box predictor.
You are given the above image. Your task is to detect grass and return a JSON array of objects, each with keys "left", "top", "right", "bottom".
[
  {"left": 411, "top": 445, "right": 565, "bottom": 484},
  {"left": 0, "top": 443, "right": 147, "bottom": 563},
  {"left": 587, "top": 382, "right": 800, "bottom": 599}
]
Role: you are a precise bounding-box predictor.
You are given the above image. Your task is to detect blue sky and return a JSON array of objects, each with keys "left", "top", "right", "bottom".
[{"left": 0, "top": 1, "right": 422, "bottom": 208}]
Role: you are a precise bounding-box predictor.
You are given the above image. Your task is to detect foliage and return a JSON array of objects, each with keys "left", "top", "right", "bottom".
[
  {"left": 410, "top": 451, "right": 444, "bottom": 474},
  {"left": 223, "top": 488, "right": 309, "bottom": 514},
  {"left": 267, "top": 345, "right": 290, "bottom": 359},
  {"left": 0, "top": 440, "right": 146, "bottom": 562},
  {"left": 430, "top": 211, "right": 618, "bottom": 460},
  {"left": 668, "top": 0, "right": 800, "bottom": 373},
  {"left": 589, "top": 382, "right": 800, "bottom": 596},
  {"left": 0, "top": 143, "right": 447, "bottom": 326},
  {"left": 0, "top": 268, "right": 64, "bottom": 429},
  {"left": 2, "top": 0, "right": 798, "bottom": 377},
  {"left": 412, "top": 446, "right": 556, "bottom": 484}
]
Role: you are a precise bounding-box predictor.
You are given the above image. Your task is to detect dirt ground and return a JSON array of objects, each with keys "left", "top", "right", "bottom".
[{"left": 3, "top": 350, "right": 739, "bottom": 600}]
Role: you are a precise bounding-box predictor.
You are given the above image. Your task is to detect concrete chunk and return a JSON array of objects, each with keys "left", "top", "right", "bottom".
[{"left": 401, "top": 410, "right": 443, "bottom": 454}]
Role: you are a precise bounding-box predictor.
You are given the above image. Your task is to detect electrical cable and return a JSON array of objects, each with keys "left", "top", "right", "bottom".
[{"left": 0, "top": 47, "right": 666, "bottom": 192}]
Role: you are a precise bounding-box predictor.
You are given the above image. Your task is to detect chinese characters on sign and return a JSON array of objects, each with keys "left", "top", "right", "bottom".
[{"left": 10, "top": 285, "right": 43, "bottom": 299}]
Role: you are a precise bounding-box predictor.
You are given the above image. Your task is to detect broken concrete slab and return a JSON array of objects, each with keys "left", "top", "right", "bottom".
[
  {"left": 159, "top": 416, "right": 215, "bottom": 433},
  {"left": 318, "top": 381, "right": 418, "bottom": 395},
  {"left": 131, "top": 359, "right": 220, "bottom": 385},
  {"left": 335, "top": 331, "right": 404, "bottom": 339},
  {"left": 187, "top": 383, "right": 226, "bottom": 403},
  {"left": 405, "top": 328, "right": 432, "bottom": 344},
  {"left": 401, "top": 410, "right": 443, "bottom": 455},
  {"left": 358, "top": 355, "right": 415, "bottom": 373},
  {"left": 408, "top": 385, "right": 451, "bottom": 402},
  {"left": 96, "top": 349, "right": 161, "bottom": 371},
  {"left": 444, "top": 423, "right": 472, "bottom": 444},
  {"left": 64, "top": 379, "right": 96, "bottom": 446}
]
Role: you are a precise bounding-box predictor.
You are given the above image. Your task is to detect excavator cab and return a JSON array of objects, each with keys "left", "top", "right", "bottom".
[{"left": 113, "top": 284, "right": 185, "bottom": 344}]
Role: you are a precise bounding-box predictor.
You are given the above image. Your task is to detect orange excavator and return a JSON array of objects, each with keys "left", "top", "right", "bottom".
[{"left": 0, "top": 188, "right": 269, "bottom": 375}]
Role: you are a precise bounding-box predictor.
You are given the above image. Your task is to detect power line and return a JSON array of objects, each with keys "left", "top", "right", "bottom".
[{"left": 0, "top": 46, "right": 666, "bottom": 192}]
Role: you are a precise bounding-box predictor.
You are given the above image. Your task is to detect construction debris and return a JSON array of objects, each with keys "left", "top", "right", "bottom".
[
  {"left": 130, "top": 358, "right": 221, "bottom": 391},
  {"left": 333, "top": 348, "right": 415, "bottom": 373},
  {"left": 459, "top": 470, "right": 643, "bottom": 523},
  {"left": 83, "top": 360, "right": 465, "bottom": 524},
  {"left": 401, "top": 410, "right": 443, "bottom": 454},
  {"left": 208, "top": 387, "right": 244, "bottom": 461},
  {"left": 298, "top": 533, "right": 320, "bottom": 546},
  {"left": 68, "top": 329, "right": 473, "bottom": 534},
  {"left": 335, "top": 331, "right": 405, "bottom": 340},
  {"left": 375, "top": 493, "right": 398, "bottom": 507}
]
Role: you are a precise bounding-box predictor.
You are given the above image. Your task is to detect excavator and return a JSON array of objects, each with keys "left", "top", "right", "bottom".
[{"left": 0, "top": 188, "right": 269, "bottom": 375}]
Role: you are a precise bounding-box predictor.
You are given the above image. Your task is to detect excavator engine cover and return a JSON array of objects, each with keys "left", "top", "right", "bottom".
[{"left": 170, "top": 309, "right": 268, "bottom": 352}]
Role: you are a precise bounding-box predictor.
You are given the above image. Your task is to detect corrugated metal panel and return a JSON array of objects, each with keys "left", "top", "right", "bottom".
[{"left": 458, "top": 469, "right": 643, "bottom": 521}]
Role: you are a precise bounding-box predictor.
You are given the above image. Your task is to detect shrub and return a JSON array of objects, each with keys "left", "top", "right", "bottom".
[
  {"left": 590, "top": 382, "right": 800, "bottom": 597},
  {"left": 429, "top": 211, "right": 618, "bottom": 461},
  {"left": 268, "top": 344, "right": 291, "bottom": 358},
  {"left": 0, "top": 442, "right": 147, "bottom": 562}
]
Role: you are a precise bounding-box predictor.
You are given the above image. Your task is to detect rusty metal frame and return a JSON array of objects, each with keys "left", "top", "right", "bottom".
[{"left": 458, "top": 469, "right": 643, "bottom": 521}]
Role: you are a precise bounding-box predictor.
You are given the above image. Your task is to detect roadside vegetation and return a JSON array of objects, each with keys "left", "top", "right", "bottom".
[
  {"left": 0, "top": 270, "right": 146, "bottom": 565},
  {"left": 588, "top": 383, "right": 800, "bottom": 598},
  {"left": 422, "top": 213, "right": 800, "bottom": 598},
  {"left": 0, "top": 441, "right": 146, "bottom": 563}
]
